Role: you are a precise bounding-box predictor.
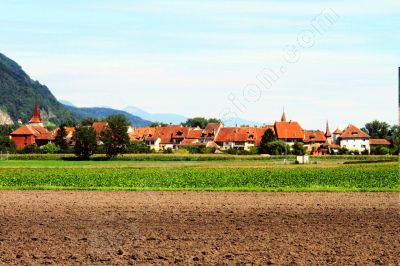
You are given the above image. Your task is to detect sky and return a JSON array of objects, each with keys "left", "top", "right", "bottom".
[{"left": 1, "top": 0, "right": 399, "bottom": 129}]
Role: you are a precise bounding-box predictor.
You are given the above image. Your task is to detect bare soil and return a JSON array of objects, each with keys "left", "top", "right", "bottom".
[{"left": 0, "top": 191, "right": 398, "bottom": 265}]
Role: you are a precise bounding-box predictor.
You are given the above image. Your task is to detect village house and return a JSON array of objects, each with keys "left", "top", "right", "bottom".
[
  {"left": 273, "top": 112, "right": 304, "bottom": 144},
  {"left": 336, "top": 124, "right": 370, "bottom": 153},
  {"left": 10, "top": 103, "right": 55, "bottom": 148},
  {"left": 214, "top": 126, "right": 272, "bottom": 150}
]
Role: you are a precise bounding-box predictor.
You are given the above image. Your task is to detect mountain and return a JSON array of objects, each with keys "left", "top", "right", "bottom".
[
  {"left": 124, "top": 106, "right": 263, "bottom": 127},
  {"left": 65, "top": 105, "right": 152, "bottom": 127},
  {"left": 124, "top": 106, "right": 187, "bottom": 124},
  {"left": 0, "top": 53, "right": 76, "bottom": 125},
  {"left": 59, "top": 99, "right": 76, "bottom": 107}
]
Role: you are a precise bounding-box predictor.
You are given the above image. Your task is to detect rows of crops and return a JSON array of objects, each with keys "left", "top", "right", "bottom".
[{"left": 0, "top": 162, "right": 397, "bottom": 191}]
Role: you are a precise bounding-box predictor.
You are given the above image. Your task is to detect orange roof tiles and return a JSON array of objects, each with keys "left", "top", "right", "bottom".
[
  {"left": 274, "top": 121, "right": 304, "bottom": 139},
  {"left": 92, "top": 122, "right": 108, "bottom": 135},
  {"left": 340, "top": 124, "right": 369, "bottom": 139},
  {"left": 369, "top": 139, "right": 391, "bottom": 145},
  {"left": 333, "top": 128, "right": 342, "bottom": 135},
  {"left": 304, "top": 130, "right": 326, "bottom": 143},
  {"left": 215, "top": 127, "right": 272, "bottom": 145},
  {"left": 29, "top": 103, "right": 42, "bottom": 123}
]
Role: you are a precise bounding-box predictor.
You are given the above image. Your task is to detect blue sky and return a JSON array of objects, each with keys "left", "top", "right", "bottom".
[{"left": 1, "top": 0, "right": 399, "bottom": 129}]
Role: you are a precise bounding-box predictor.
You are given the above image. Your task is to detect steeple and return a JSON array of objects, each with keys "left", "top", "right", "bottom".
[
  {"left": 29, "top": 102, "right": 43, "bottom": 125},
  {"left": 281, "top": 111, "right": 287, "bottom": 122},
  {"left": 325, "top": 121, "right": 332, "bottom": 137}
]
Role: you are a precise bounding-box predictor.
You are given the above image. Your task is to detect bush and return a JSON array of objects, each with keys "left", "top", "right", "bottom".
[
  {"left": 127, "top": 141, "right": 151, "bottom": 154},
  {"left": 292, "top": 142, "right": 306, "bottom": 155},
  {"left": 371, "top": 145, "right": 390, "bottom": 155},
  {"left": 21, "top": 144, "right": 43, "bottom": 154},
  {"left": 0, "top": 136, "right": 17, "bottom": 153},
  {"left": 163, "top": 148, "right": 173, "bottom": 154},
  {"left": 73, "top": 126, "right": 97, "bottom": 160},
  {"left": 42, "top": 143, "right": 61, "bottom": 154}
]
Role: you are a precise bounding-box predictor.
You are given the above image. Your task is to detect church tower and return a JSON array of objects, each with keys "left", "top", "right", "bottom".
[
  {"left": 29, "top": 102, "right": 44, "bottom": 127},
  {"left": 325, "top": 121, "right": 332, "bottom": 144}
]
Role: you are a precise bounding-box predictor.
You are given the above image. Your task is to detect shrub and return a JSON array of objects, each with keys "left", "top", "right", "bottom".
[
  {"left": 292, "top": 142, "right": 306, "bottom": 155},
  {"left": 73, "top": 126, "right": 97, "bottom": 160},
  {"left": 163, "top": 148, "right": 173, "bottom": 154},
  {"left": 127, "top": 141, "right": 151, "bottom": 154},
  {"left": 42, "top": 143, "right": 61, "bottom": 154}
]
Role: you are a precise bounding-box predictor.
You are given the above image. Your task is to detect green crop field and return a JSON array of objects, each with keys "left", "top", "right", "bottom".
[{"left": 0, "top": 159, "right": 398, "bottom": 192}]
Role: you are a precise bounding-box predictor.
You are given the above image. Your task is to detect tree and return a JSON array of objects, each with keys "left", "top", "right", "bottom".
[
  {"left": 371, "top": 145, "right": 390, "bottom": 155},
  {"left": 266, "top": 141, "right": 290, "bottom": 155},
  {"left": 183, "top": 117, "right": 222, "bottom": 128},
  {"left": 42, "top": 143, "right": 60, "bottom": 154},
  {"left": 54, "top": 124, "right": 68, "bottom": 151},
  {"left": 292, "top": 142, "right": 306, "bottom": 155},
  {"left": 258, "top": 128, "right": 277, "bottom": 154},
  {"left": 0, "top": 125, "right": 16, "bottom": 138},
  {"left": 100, "top": 114, "right": 130, "bottom": 158},
  {"left": 73, "top": 126, "right": 97, "bottom": 159},
  {"left": 127, "top": 141, "right": 151, "bottom": 154},
  {"left": 0, "top": 136, "right": 16, "bottom": 152},
  {"left": 361, "top": 120, "right": 390, "bottom": 139},
  {"left": 81, "top": 117, "right": 100, "bottom": 126},
  {"left": 387, "top": 125, "right": 400, "bottom": 154},
  {"left": 150, "top": 121, "right": 168, "bottom": 127}
]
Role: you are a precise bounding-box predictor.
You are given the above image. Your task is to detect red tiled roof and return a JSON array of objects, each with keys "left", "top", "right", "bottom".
[
  {"left": 172, "top": 126, "right": 190, "bottom": 139},
  {"left": 92, "top": 122, "right": 108, "bottom": 135},
  {"left": 11, "top": 124, "right": 50, "bottom": 137},
  {"left": 29, "top": 103, "right": 42, "bottom": 123},
  {"left": 36, "top": 132, "right": 55, "bottom": 140},
  {"left": 145, "top": 126, "right": 173, "bottom": 144},
  {"left": 274, "top": 121, "right": 304, "bottom": 139},
  {"left": 333, "top": 128, "right": 342, "bottom": 135},
  {"left": 304, "top": 130, "right": 326, "bottom": 143},
  {"left": 369, "top": 139, "right": 391, "bottom": 145},
  {"left": 215, "top": 126, "right": 272, "bottom": 145},
  {"left": 187, "top": 128, "right": 203, "bottom": 139},
  {"left": 180, "top": 139, "right": 199, "bottom": 145},
  {"left": 340, "top": 124, "right": 369, "bottom": 139},
  {"left": 328, "top": 143, "right": 341, "bottom": 149},
  {"left": 130, "top": 127, "right": 156, "bottom": 141}
]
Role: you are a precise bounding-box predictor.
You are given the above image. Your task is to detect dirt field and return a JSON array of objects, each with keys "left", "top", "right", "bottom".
[{"left": 0, "top": 191, "right": 398, "bottom": 265}]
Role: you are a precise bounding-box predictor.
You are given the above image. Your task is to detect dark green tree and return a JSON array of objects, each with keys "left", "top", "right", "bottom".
[
  {"left": 73, "top": 126, "right": 97, "bottom": 159},
  {"left": 0, "top": 136, "right": 16, "bottom": 152},
  {"left": 183, "top": 117, "right": 222, "bottom": 128},
  {"left": 100, "top": 114, "right": 130, "bottom": 158},
  {"left": 127, "top": 141, "right": 151, "bottom": 154},
  {"left": 150, "top": 121, "right": 168, "bottom": 127},
  {"left": 292, "top": 142, "right": 306, "bottom": 155},
  {"left": 0, "top": 125, "right": 16, "bottom": 138},
  {"left": 361, "top": 120, "right": 390, "bottom": 138},
  {"left": 81, "top": 117, "right": 100, "bottom": 126},
  {"left": 54, "top": 124, "right": 68, "bottom": 151},
  {"left": 264, "top": 141, "right": 290, "bottom": 155},
  {"left": 258, "top": 128, "right": 277, "bottom": 154}
]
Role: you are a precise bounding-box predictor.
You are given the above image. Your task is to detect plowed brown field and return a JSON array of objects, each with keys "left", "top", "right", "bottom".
[{"left": 0, "top": 191, "right": 398, "bottom": 265}]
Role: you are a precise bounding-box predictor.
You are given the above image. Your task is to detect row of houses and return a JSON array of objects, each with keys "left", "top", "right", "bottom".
[{"left": 9, "top": 104, "right": 391, "bottom": 154}]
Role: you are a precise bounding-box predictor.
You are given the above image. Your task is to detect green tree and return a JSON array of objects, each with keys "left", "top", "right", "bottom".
[
  {"left": 0, "top": 125, "right": 16, "bottom": 138},
  {"left": 387, "top": 125, "right": 400, "bottom": 154},
  {"left": 73, "top": 126, "right": 97, "bottom": 159},
  {"left": 0, "top": 136, "right": 16, "bottom": 152},
  {"left": 54, "top": 125, "right": 68, "bottom": 151},
  {"left": 371, "top": 145, "right": 390, "bottom": 155},
  {"left": 42, "top": 143, "right": 60, "bottom": 154},
  {"left": 265, "top": 141, "right": 290, "bottom": 155},
  {"left": 361, "top": 120, "right": 390, "bottom": 138},
  {"left": 292, "top": 142, "right": 306, "bottom": 155},
  {"left": 100, "top": 114, "right": 130, "bottom": 158},
  {"left": 183, "top": 117, "right": 222, "bottom": 128},
  {"left": 150, "top": 121, "right": 168, "bottom": 127},
  {"left": 259, "top": 128, "right": 277, "bottom": 154},
  {"left": 127, "top": 141, "right": 151, "bottom": 154},
  {"left": 81, "top": 117, "right": 100, "bottom": 126}
]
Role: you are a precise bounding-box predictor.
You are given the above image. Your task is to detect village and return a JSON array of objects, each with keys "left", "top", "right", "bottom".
[{"left": 8, "top": 103, "right": 391, "bottom": 155}]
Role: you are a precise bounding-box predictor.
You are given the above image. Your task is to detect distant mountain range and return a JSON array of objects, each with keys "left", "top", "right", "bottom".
[
  {"left": 64, "top": 105, "right": 151, "bottom": 127},
  {"left": 123, "top": 106, "right": 263, "bottom": 127},
  {"left": 0, "top": 52, "right": 151, "bottom": 127},
  {"left": 0, "top": 51, "right": 261, "bottom": 128}
]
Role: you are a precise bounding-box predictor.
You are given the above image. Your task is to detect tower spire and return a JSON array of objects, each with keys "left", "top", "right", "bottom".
[
  {"left": 325, "top": 120, "right": 332, "bottom": 137},
  {"left": 281, "top": 107, "right": 287, "bottom": 122},
  {"left": 29, "top": 101, "right": 42, "bottom": 124}
]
